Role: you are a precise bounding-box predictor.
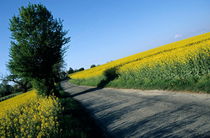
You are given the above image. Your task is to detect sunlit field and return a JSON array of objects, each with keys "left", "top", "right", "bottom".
[
  {"left": 0, "top": 90, "right": 104, "bottom": 137},
  {"left": 70, "top": 32, "right": 210, "bottom": 92},
  {"left": 0, "top": 90, "right": 61, "bottom": 137}
]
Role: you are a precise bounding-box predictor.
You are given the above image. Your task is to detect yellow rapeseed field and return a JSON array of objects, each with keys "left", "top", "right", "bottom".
[
  {"left": 69, "top": 32, "right": 210, "bottom": 80},
  {"left": 0, "top": 90, "right": 36, "bottom": 117},
  {"left": 69, "top": 32, "right": 210, "bottom": 92},
  {"left": 119, "top": 40, "right": 210, "bottom": 73},
  {"left": 0, "top": 90, "right": 62, "bottom": 137}
]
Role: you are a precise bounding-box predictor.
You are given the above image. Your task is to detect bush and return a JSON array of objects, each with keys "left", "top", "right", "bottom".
[
  {"left": 196, "top": 74, "right": 210, "bottom": 92},
  {"left": 90, "top": 65, "right": 96, "bottom": 68}
]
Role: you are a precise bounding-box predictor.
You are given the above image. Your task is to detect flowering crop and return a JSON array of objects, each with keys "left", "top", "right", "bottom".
[
  {"left": 70, "top": 32, "right": 210, "bottom": 79},
  {"left": 0, "top": 90, "right": 62, "bottom": 137},
  {"left": 69, "top": 32, "right": 210, "bottom": 92}
]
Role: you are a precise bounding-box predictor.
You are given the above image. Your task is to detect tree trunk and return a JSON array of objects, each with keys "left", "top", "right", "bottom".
[{"left": 46, "top": 79, "right": 61, "bottom": 97}]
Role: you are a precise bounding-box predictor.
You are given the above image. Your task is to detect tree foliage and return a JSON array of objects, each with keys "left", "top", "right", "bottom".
[
  {"left": 6, "top": 74, "right": 31, "bottom": 92},
  {"left": 68, "top": 67, "right": 74, "bottom": 74},
  {"left": 78, "top": 68, "right": 84, "bottom": 71},
  {"left": 0, "top": 80, "right": 13, "bottom": 97},
  {"left": 90, "top": 64, "right": 96, "bottom": 68},
  {"left": 8, "top": 4, "right": 70, "bottom": 96}
]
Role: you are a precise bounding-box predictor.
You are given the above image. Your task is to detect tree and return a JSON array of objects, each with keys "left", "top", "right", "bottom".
[
  {"left": 68, "top": 67, "right": 74, "bottom": 74},
  {"left": 0, "top": 80, "right": 13, "bottom": 97},
  {"left": 8, "top": 4, "right": 70, "bottom": 96},
  {"left": 0, "top": 74, "right": 32, "bottom": 93},
  {"left": 90, "top": 64, "right": 96, "bottom": 68},
  {"left": 6, "top": 74, "right": 31, "bottom": 92},
  {"left": 78, "top": 68, "right": 84, "bottom": 71},
  {"left": 59, "top": 71, "right": 67, "bottom": 80}
]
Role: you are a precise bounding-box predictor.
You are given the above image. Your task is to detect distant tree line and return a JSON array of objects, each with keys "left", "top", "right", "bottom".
[
  {"left": 67, "top": 67, "right": 84, "bottom": 74},
  {"left": 0, "top": 69, "right": 69, "bottom": 98},
  {"left": 67, "top": 64, "right": 99, "bottom": 74},
  {"left": 0, "top": 74, "right": 32, "bottom": 98}
]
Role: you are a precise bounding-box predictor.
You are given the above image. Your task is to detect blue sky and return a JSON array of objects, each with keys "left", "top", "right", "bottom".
[{"left": 0, "top": 0, "right": 210, "bottom": 75}]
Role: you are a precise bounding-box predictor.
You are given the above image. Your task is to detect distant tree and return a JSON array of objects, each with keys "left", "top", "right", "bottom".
[
  {"left": 0, "top": 80, "right": 13, "bottom": 97},
  {"left": 90, "top": 64, "right": 96, "bottom": 68},
  {"left": 68, "top": 67, "right": 74, "bottom": 74},
  {"left": 78, "top": 68, "right": 84, "bottom": 71},
  {"left": 8, "top": 4, "right": 70, "bottom": 96},
  {"left": 5, "top": 74, "right": 31, "bottom": 92},
  {"left": 59, "top": 71, "right": 68, "bottom": 80}
]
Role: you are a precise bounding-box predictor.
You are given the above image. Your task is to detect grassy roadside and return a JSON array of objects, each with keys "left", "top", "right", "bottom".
[
  {"left": 70, "top": 72, "right": 210, "bottom": 93},
  {"left": 59, "top": 91, "right": 105, "bottom": 138}
]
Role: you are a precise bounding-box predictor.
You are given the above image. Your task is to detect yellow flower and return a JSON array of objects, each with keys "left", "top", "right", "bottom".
[
  {"left": 69, "top": 32, "right": 210, "bottom": 80},
  {"left": 0, "top": 90, "right": 61, "bottom": 137}
]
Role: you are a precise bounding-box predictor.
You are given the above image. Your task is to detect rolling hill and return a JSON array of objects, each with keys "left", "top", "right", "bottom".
[{"left": 69, "top": 32, "right": 210, "bottom": 92}]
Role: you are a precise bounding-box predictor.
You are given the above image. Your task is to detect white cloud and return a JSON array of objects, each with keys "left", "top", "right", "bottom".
[{"left": 174, "top": 34, "right": 183, "bottom": 39}]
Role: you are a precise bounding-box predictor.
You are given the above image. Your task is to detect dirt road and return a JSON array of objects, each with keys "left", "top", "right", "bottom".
[{"left": 61, "top": 81, "right": 210, "bottom": 138}]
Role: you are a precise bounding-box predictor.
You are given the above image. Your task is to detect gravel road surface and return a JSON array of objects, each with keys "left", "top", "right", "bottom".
[{"left": 61, "top": 81, "right": 210, "bottom": 138}]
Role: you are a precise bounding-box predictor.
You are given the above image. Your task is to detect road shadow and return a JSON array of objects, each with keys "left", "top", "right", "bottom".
[
  {"left": 67, "top": 68, "right": 119, "bottom": 97},
  {"left": 62, "top": 80, "right": 210, "bottom": 137},
  {"left": 70, "top": 87, "right": 102, "bottom": 97},
  {"left": 82, "top": 95, "right": 210, "bottom": 138},
  {"left": 61, "top": 80, "right": 103, "bottom": 97},
  {"left": 97, "top": 67, "right": 119, "bottom": 88}
]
